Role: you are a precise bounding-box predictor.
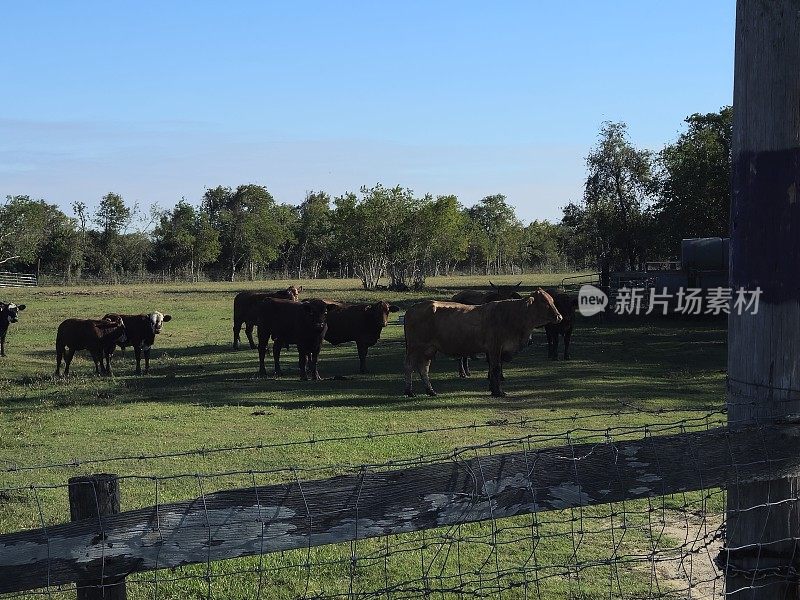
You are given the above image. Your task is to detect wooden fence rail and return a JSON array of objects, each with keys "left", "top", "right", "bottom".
[
  {"left": 0, "top": 272, "right": 37, "bottom": 288},
  {"left": 1, "top": 422, "right": 798, "bottom": 595}
]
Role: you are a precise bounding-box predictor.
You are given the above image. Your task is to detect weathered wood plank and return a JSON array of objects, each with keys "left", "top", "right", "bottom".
[
  {"left": 0, "top": 423, "right": 799, "bottom": 594},
  {"left": 727, "top": 1, "right": 800, "bottom": 597}
]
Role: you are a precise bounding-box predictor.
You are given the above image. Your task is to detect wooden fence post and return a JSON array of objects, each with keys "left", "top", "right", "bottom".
[
  {"left": 68, "top": 474, "right": 127, "bottom": 600},
  {"left": 726, "top": 0, "right": 800, "bottom": 597}
]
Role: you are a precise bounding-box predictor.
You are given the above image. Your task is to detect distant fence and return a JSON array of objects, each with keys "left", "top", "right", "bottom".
[
  {"left": 0, "top": 272, "right": 37, "bottom": 288},
  {"left": 0, "top": 407, "right": 796, "bottom": 598}
]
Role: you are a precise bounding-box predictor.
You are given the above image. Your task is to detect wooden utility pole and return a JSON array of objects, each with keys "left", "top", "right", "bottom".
[
  {"left": 726, "top": 0, "right": 800, "bottom": 597},
  {"left": 68, "top": 474, "right": 127, "bottom": 600}
]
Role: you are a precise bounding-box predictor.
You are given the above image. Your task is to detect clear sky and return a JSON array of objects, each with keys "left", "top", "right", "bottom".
[{"left": 0, "top": 1, "right": 734, "bottom": 223}]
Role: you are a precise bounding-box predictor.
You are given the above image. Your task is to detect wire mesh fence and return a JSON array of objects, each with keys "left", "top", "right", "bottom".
[{"left": 1, "top": 406, "right": 797, "bottom": 599}]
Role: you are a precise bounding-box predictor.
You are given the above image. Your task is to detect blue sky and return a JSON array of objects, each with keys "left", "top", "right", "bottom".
[{"left": 0, "top": 1, "right": 734, "bottom": 222}]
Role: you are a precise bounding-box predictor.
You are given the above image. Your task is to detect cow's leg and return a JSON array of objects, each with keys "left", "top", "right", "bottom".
[
  {"left": 143, "top": 348, "right": 151, "bottom": 374},
  {"left": 63, "top": 349, "right": 75, "bottom": 377},
  {"left": 132, "top": 346, "right": 142, "bottom": 375},
  {"left": 488, "top": 353, "right": 506, "bottom": 397},
  {"left": 91, "top": 350, "right": 102, "bottom": 375},
  {"left": 357, "top": 341, "right": 368, "bottom": 374},
  {"left": 257, "top": 331, "right": 269, "bottom": 377},
  {"left": 233, "top": 319, "right": 242, "bottom": 349},
  {"left": 55, "top": 345, "right": 63, "bottom": 376},
  {"left": 245, "top": 322, "right": 258, "bottom": 351},
  {"left": 465, "top": 356, "right": 471, "bottom": 377},
  {"left": 458, "top": 357, "right": 467, "bottom": 378},
  {"left": 310, "top": 350, "right": 321, "bottom": 381},
  {"left": 404, "top": 350, "right": 416, "bottom": 397},
  {"left": 273, "top": 340, "right": 284, "bottom": 377},
  {"left": 0, "top": 332, "right": 5, "bottom": 357},
  {"left": 418, "top": 354, "right": 436, "bottom": 397},
  {"left": 550, "top": 329, "right": 559, "bottom": 361},
  {"left": 103, "top": 350, "right": 112, "bottom": 376},
  {"left": 563, "top": 330, "right": 572, "bottom": 360},
  {"left": 299, "top": 350, "right": 309, "bottom": 381}
]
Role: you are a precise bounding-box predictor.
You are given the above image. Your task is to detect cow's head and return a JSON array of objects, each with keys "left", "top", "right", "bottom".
[
  {"left": 1, "top": 303, "right": 26, "bottom": 324},
  {"left": 525, "top": 289, "right": 563, "bottom": 326},
  {"left": 149, "top": 312, "right": 172, "bottom": 335},
  {"left": 487, "top": 281, "right": 523, "bottom": 301},
  {"left": 101, "top": 314, "right": 128, "bottom": 344},
  {"left": 285, "top": 286, "right": 303, "bottom": 302},
  {"left": 368, "top": 301, "right": 400, "bottom": 328},
  {"left": 302, "top": 299, "right": 335, "bottom": 333}
]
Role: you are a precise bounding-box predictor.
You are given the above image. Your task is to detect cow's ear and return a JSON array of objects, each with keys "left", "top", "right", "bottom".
[
  {"left": 17, "top": 305, "right": 26, "bottom": 311},
  {"left": 489, "top": 281, "right": 496, "bottom": 289},
  {"left": 162, "top": 314, "right": 172, "bottom": 322},
  {"left": 325, "top": 302, "right": 339, "bottom": 312},
  {"left": 297, "top": 286, "right": 304, "bottom": 292},
  {"left": 389, "top": 305, "right": 400, "bottom": 313},
  {"left": 515, "top": 281, "right": 523, "bottom": 288}
]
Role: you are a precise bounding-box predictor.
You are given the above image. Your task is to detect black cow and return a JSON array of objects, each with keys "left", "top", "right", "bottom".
[
  {"left": 0, "top": 302, "right": 26, "bottom": 357},
  {"left": 323, "top": 300, "right": 400, "bottom": 373},
  {"left": 103, "top": 312, "right": 173, "bottom": 375},
  {"left": 545, "top": 292, "right": 578, "bottom": 360},
  {"left": 254, "top": 298, "right": 337, "bottom": 380},
  {"left": 233, "top": 286, "right": 302, "bottom": 349},
  {"left": 55, "top": 316, "right": 127, "bottom": 377}
]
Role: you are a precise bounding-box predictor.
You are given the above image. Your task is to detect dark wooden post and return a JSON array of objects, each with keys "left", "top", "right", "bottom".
[
  {"left": 68, "top": 474, "right": 127, "bottom": 600},
  {"left": 726, "top": 0, "right": 800, "bottom": 597}
]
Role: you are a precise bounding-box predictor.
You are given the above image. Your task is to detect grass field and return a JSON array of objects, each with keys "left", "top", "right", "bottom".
[{"left": 0, "top": 274, "right": 727, "bottom": 599}]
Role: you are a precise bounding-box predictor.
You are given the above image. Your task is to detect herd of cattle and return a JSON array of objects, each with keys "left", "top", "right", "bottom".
[{"left": 0, "top": 283, "right": 577, "bottom": 397}]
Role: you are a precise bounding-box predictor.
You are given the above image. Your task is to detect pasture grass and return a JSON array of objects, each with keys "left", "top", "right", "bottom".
[{"left": 0, "top": 274, "right": 726, "bottom": 598}]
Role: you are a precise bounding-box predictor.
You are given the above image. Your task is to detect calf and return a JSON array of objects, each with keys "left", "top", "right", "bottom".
[
  {"left": 0, "top": 302, "right": 26, "bottom": 357},
  {"left": 102, "top": 312, "right": 173, "bottom": 375},
  {"left": 545, "top": 292, "right": 578, "bottom": 360},
  {"left": 404, "top": 290, "right": 562, "bottom": 397},
  {"left": 254, "top": 298, "right": 335, "bottom": 380},
  {"left": 55, "top": 316, "right": 127, "bottom": 377},
  {"left": 233, "top": 286, "right": 302, "bottom": 349},
  {"left": 323, "top": 300, "right": 400, "bottom": 373},
  {"left": 451, "top": 282, "right": 523, "bottom": 377}
]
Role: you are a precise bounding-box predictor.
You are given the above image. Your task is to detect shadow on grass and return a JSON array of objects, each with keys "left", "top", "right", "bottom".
[{"left": 3, "top": 318, "right": 727, "bottom": 414}]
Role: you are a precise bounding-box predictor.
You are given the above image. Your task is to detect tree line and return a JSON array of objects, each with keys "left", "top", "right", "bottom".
[{"left": 0, "top": 106, "right": 731, "bottom": 289}]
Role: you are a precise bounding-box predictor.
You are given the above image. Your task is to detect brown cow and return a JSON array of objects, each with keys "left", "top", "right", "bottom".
[
  {"left": 404, "top": 290, "right": 562, "bottom": 397},
  {"left": 323, "top": 300, "right": 400, "bottom": 373},
  {"left": 103, "top": 312, "right": 172, "bottom": 374},
  {"left": 55, "top": 316, "right": 127, "bottom": 377},
  {"left": 233, "top": 286, "right": 302, "bottom": 349},
  {"left": 451, "top": 281, "right": 523, "bottom": 377},
  {"left": 545, "top": 291, "right": 578, "bottom": 360}
]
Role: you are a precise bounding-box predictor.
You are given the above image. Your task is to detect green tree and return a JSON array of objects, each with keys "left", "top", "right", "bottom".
[
  {"left": 467, "top": 194, "right": 523, "bottom": 274},
  {"left": 295, "top": 191, "right": 332, "bottom": 279},
  {"left": 564, "top": 122, "right": 655, "bottom": 276},
  {"left": 654, "top": 106, "right": 732, "bottom": 254},
  {"left": 93, "top": 192, "right": 133, "bottom": 277}
]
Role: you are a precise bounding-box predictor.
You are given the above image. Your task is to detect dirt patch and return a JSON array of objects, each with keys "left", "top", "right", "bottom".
[{"left": 654, "top": 512, "right": 724, "bottom": 599}]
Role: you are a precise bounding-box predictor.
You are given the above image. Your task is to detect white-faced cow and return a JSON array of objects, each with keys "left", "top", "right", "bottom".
[
  {"left": 233, "top": 286, "right": 302, "bottom": 349},
  {"left": 0, "top": 302, "right": 26, "bottom": 357},
  {"left": 55, "top": 315, "right": 127, "bottom": 377},
  {"left": 404, "top": 290, "right": 562, "bottom": 397},
  {"left": 322, "top": 300, "right": 400, "bottom": 373},
  {"left": 103, "top": 312, "right": 172, "bottom": 375}
]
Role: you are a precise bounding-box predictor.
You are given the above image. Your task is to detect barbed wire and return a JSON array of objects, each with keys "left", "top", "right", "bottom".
[{"left": 2, "top": 409, "right": 798, "bottom": 599}]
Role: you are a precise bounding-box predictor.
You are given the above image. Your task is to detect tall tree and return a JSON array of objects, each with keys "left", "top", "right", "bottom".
[
  {"left": 93, "top": 192, "right": 133, "bottom": 277},
  {"left": 563, "top": 122, "right": 655, "bottom": 277},
  {"left": 655, "top": 107, "right": 732, "bottom": 254},
  {"left": 295, "top": 191, "right": 332, "bottom": 279},
  {"left": 467, "top": 194, "right": 523, "bottom": 274}
]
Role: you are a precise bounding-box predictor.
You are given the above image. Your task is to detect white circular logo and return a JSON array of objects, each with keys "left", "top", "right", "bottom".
[{"left": 578, "top": 284, "right": 608, "bottom": 317}]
